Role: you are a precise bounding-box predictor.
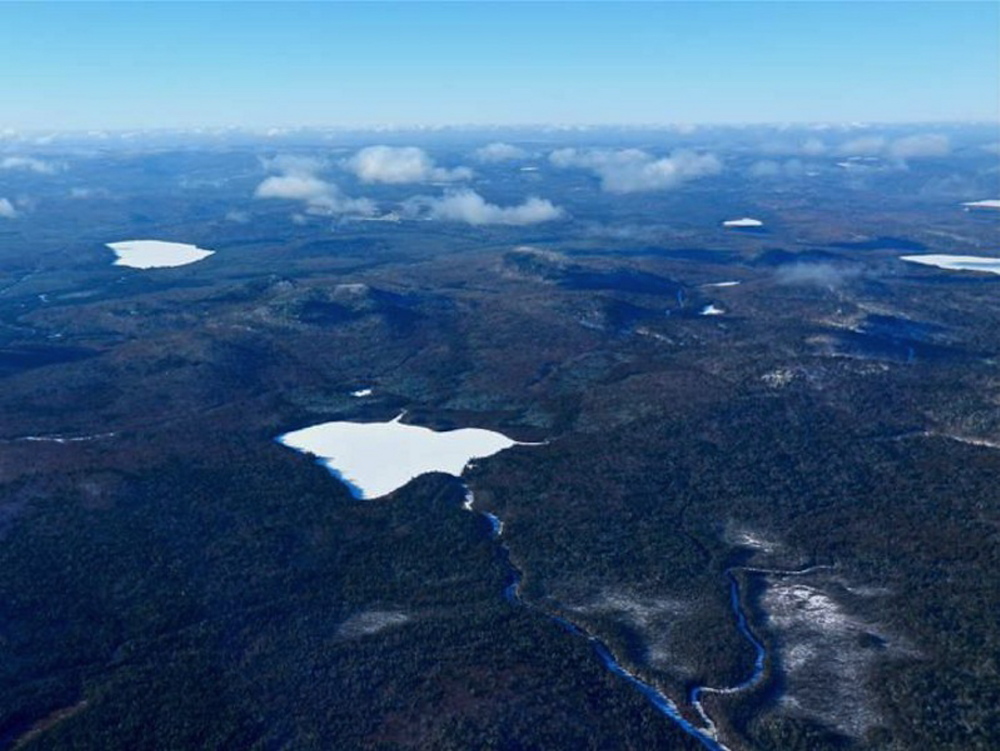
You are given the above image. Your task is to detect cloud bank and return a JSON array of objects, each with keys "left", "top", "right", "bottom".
[
  {"left": 549, "top": 148, "right": 721, "bottom": 193},
  {"left": 837, "top": 136, "right": 888, "bottom": 157},
  {"left": 473, "top": 142, "right": 529, "bottom": 162},
  {"left": 344, "top": 146, "right": 472, "bottom": 184},
  {"left": 254, "top": 157, "right": 374, "bottom": 216},
  {"left": 837, "top": 133, "right": 950, "bottom": 161},
  {"left": 406, "top": 189, "right": 562, "bottom": 226},
  {"left": 887, "top": 134, "right": 950, "bottom": 160},
  {"left": 0, "top": 156, "right": 62, "bottom": 175}
]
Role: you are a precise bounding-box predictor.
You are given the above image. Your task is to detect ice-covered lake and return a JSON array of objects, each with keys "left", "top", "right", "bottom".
[
  {"left": 962, "top": 199, "right": 1000, "bottom": 210},
  {"left": 723, "top": 217, "right": 763, "bottom": 228},
  {"left": 107, "top": 240, "right": 215, "bottom": 269},
  {"left": 276, "top": 414, "right": 528, "bottom": 499},
  {"left": 900, "top": 254, "right": 1000, "bottom": 275}
]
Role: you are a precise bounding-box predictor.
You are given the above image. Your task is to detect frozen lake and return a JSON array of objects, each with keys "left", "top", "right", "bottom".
[
  {"left": 962, "top": 199, "right": 1000, "bottom": 210},
  {"left": 900, "top": 254, "right": 1000, "bottom": 275},
  {"left": 277, "top": 414, "right": 528, "bottom": 499},
  {"left": 723, "top": 217, "right": 763, "bottom": 228},
  {"left": 107, "top": 240, "right": 215, "bottom": 269}
]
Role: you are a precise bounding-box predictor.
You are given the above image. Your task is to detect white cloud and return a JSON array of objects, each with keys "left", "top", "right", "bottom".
[
  {"left": 254, "top": 156, "right": 375, "bottom": 216},
  {"left": 255, "top": 174, "right": 331, "bottom": 202},
  {"left": 0, "top": 198, "right": 17, "bottom": 219},
  {"left": 344, "top": 146, "right": 472, "bottom": 184},
  {"left": 225, "top": 210, "right": 250, "bottom": 223},
  {"left": 749, "top": 160, "right": 781, "bottom": 178},
  {"left": 0, "top": 156, "right": 62, "bottom": 175},
  {"left": 888, "top": 134, "right": 950, "bottom": 160},
  {"left": 473, "top": 142, "right": 529, "bottom": 162},
  {"left": 837, "top": 136, "right": 887, "bottom": 157},
  {"left": 800, "top": 137, "right": 827, "bottom": 156},
  {"left": 549, "top": 148, "right": 721, "bottom": 193},
  {"left": 407, "top": 189, "right": 563, "bottom": 226},
  {"left": 836, "top": 133, "right": 950, "bottom": 161}
]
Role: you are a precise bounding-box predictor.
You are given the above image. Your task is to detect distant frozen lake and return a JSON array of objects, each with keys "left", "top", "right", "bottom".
[
  {"left": 277, "top": 414, "right": 528, "bottom": 499},
  {"left": 900, "top": 254, "right": 1000, "bottom": 276},
  {"left": 723, "top": 217, "right": 763, "bottom": 228},
  {"left": 107, "top": 240, "right": 215, "bottom": 269},
  {"left": 962, "top": 199, "right": 1000, "bottom": 210}
]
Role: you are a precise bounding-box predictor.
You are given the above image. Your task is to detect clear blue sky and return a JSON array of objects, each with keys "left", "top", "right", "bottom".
[{"left": 1, "top": 2, "right": 996, "bottom": 130}]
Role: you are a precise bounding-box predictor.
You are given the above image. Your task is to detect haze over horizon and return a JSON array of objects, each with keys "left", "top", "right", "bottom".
[{"left": 1, "top": 1, "right": 997, "bottom": 132}]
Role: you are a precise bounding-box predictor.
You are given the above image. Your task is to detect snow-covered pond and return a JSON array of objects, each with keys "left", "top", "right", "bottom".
[
  {"left": 107, "top": 240, "right": 215, "bottom": 269},
  {"left": 962, "top": 199, "right": 1000, "bottom": 210},
  {"left": 277, "top": 414, "right": 529, "bottom": 499},
  {"left": 723, "top": 217, "right": 763, "bottom": 228},
  {"left": 900, "top": 254, "right": 1000, "bottom": 275}
]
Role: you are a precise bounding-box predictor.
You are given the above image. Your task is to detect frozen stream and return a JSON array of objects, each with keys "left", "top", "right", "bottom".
[{"left": 464, "top": 488, "right": 834, "bottom": 750}]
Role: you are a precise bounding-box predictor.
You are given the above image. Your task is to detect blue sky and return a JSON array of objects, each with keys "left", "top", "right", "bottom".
[{"left": 1, "top": 2, "right": 997, "bottom": 130}]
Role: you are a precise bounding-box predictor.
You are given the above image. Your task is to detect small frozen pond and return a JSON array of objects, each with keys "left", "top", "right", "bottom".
[
  {"left": 107, "top": 240, "right": 215, "bottom": 269},
  {"left": 723, "top": 217, "right": 763, "bottom": 228},
  {"left": 277, "top": 414, "right": 528, "bottom": 499},
  {"left": 962, "top": 199, "right": 1000, "bottom": 210},
  {"left": 900, "top": 254, "right": 1000, "bottom": 275}
]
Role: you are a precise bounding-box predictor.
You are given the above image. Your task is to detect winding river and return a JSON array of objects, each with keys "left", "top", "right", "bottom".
[{"left": 464, "top": 488, "right": 834, "bottom": 751}]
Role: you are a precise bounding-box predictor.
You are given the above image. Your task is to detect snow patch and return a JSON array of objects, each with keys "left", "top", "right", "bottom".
[
  {"left": 761, "top": 368, "right": 798, "bottom": 388},
  {"left": 762, "top": 578, "right": 888, "bottom": 736},
  {"left": 338, "top": 610, "right": 409, "bottom": 638}
]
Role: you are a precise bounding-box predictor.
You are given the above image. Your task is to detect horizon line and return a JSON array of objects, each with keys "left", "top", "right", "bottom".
[{"left": 3, "top": 119, "right": 998, "bottom": 137}]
